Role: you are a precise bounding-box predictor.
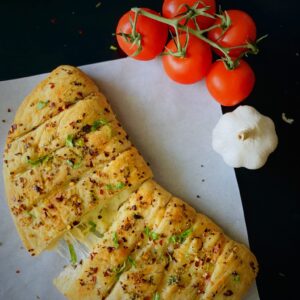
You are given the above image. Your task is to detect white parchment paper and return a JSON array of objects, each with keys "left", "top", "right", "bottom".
[{"left": 0, "top": 58, "right": 259, "bottom": 300}]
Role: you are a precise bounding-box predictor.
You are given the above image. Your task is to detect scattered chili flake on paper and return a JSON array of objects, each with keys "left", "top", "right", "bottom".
[
  {"left": 2, "top": 120, "right": 6, "bottom": 123},
  {"left": 282, "top": 113, "right": 294, "bottom": 124},
  {"left": 50, "top": 18, "right": 57, "bottom": 25},
  {"left": 7, "top": 108, "right": 11, "bottom": 112},
  {"left": 16, "top": 269, "right": 20, "bottom": 274}
]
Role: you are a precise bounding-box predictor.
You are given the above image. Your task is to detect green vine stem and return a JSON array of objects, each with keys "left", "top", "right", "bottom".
[{"left": 130, "top": 7, "right": 263, "bottom": 69}]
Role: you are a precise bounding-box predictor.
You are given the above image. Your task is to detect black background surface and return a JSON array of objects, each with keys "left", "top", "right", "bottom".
[{"left": 0, "top": 0, "right": 299, "bottom": 299}]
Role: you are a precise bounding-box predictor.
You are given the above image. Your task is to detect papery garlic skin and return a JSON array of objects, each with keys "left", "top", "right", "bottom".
[{"left": 212, "top": 105, "right": 278, "bottom": 170}]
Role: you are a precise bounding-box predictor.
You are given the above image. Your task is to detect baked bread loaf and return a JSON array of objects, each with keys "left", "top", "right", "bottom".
[
  {"left": 3, "top": 65, "right": 258, "bottom": 299},
  {"left": 3, "top": 65, "right": 152, "bottom": 256},
  {"left": 54, "top": 180, "right": 258, "bottom": 300}
]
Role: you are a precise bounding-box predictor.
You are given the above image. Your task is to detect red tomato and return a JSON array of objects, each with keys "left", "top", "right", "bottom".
[
  {"left": 208, "top": 10, "right": 257, "bottom": 58},
  {"left": 163, "top": 0, "right": 216, "bottom": 30},
  {"left": 162, "top": 34, "right": 212, "bottom": 84},
  {"left": 116, "top": 8, "right": 168, "bottom": 60},
  {"left": 206, "top": 60, "right": 255, "bottom": 106}
]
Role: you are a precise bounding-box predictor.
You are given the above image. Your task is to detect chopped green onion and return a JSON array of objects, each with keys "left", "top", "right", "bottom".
[
  {"left": 110, "top": 45, "right": 117, "bottom": 51},
  {"left": 91, "top": 118, "right": 108, "bottom": 131},
  {"left": 26, "top": 211, "right": 36, "bottom": 219},
  {"left": 113, "top": 232, "right": 119, "bottom": 249},
  {"left": 105, "top": 182, "right": 125, "bottom": 190},
  {"left": 65, "top": 135, "right": 74, "bottom": 147},
  {"left": 153, "top": 292, "right": 160, "bottom": 300},
  {"left": 37, "top": 100, "right": 49, "bottom": 110},
  {"left": 66, "top": 159, "right": 81, "bottom": 169},
  {"left": 169, "top": 228, "right": 192, "bottom": 244},
  {"left": 127, "top": 256, "right": 136, "bottom": 268},
  {"left": 167, "top": 275, "right": 179, "bottom": 285},
  {"left": 75, "top": 138, "right": 84, "bottom": 147},
  {"left": 114, "top": 261, "right": 126, "bottom": 278},
  {"left": 27, "top": 155, "right": 50, "bottom": 166},
  {"left": 232, "top": 272, "right": 240, "bottom": 282},
  {"left": 144, "top": 226, "right": 159, "bottom": 241},
  {"left": 68, "top": 243, "right": 77, "bottom": 265},
  {"left": 115, "top": 182, "right": 125, "bottom": 189},
  {"left": 88, "top": 220, "right": 97, "bottom": 232},
  {"left": 144, "top": 226, "right": 150, "bottom": 237},
  {"left": 150, "top": 231, "right": 159, "bottom": 241}
]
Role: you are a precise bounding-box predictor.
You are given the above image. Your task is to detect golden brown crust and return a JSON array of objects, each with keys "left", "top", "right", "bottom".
[
  {"left": 6, "top": 65, "right": 99, "bottom": 143},
  {"left": 54, "top": 180, "right": 258, "bottom": 300}
]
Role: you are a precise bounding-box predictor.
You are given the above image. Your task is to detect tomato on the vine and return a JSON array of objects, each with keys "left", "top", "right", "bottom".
[
  {"left": 206, "top": 60, "right": 255, "bottom": 106},
  {"left": 208, "top": 10, "right": 257, "bottom": 58},
  {"left": 162, "top": 34, "right": 212, "bottom": 84},
  {"left": 116, "top": 8, "right": 168, "bottom": 60},
  {"left": 162, "top": 0, "right": 216, "bottom": 30}
]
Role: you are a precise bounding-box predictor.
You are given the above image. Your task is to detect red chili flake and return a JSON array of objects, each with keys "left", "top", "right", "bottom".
[
  {"left": 107, "top": 247, "right": 114, "bottom": 253},
  {"left": 48, "top": 204, "right": 55, "bottom": 209},
  {"left": 77, "top": 91, "right": 83, "bottom": 98},
  {"left": 16, "top": 269, "right": 20, "bottom": 274},
  {"left": 8, "top": 108, "right": 11, "bottom": 112},
  {"left": 99, "top": 189, "right": 104, "bottom": 195},
  {"left": 49, "top": 82, "right": 55, "bottom": 89},
  {"left": 223, "top": 290, "right": 233, "bottom": 296},
  {"left": 50, "top": 18, "right": 57, "bottom": 24}
]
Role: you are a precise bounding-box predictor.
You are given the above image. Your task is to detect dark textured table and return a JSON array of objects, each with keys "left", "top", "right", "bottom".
[{"left": 0, "top": 0, "right": 299, "bottom": 299}]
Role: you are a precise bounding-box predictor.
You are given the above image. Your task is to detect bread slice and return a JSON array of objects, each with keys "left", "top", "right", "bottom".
[{"left": 54, "top": 180, "right": 258, "bottom": 300}]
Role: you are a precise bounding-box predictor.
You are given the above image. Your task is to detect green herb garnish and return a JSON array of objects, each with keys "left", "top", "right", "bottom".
[
  {"left": 26, "top": 211, "right": 36, "bottom": 219},
  {"left": 153, "top": 292, "right": 160, "bottom": 300},
  {"left": 114, "top": 261, "right": 126, "bottom": 278},
  {"left": 37, "top": 100, "right": 49, "bottom": 110},
  {"left": 105, "top": 182, "right": 125, "bottom": 190},
  {"left": 110, "top": 45, "right": 117, "bottom": 51},
  {"left": 113, "top": 232, "right": 119, "bottom": 249},
  {"left": 88, "top": 220, "right": 103, "bottom": 238},
  {"left": 127, "top": 256, "right": 136, "bottom": 268},
  {"left": 232, "top": 272, "right": 240, "bottom": 282},
  {"left": 115, "top": 182, "right": 125, "bottom": 189},
  {"left": 65, "top": 135, "right": 74, "bottom": 147},
  {"left": 167, "top": 275, "right": 180, "bottom": 285},
  {"left": 27, "top": 155, "right": 50, "bottom": 167},
  {"left": 68, "top": 243, "right": 77, "bottom": 265},
  {"left": 169, "top": 228, "right": 192, "bottom": 244},
  {"left": 144, "top": 226, "right": 159, "bottom": 241},
  {"left": 88, "top": 220, "right": 97, "bottom": 232},
  {"left": 66, "top": 159, "right": 81, "bottom": 169},
  {"left": 91, "top": 118, "right": 108, "bottom": 131},
  {"left": 75, "top": 138, "right": 84, "bottom": 147}
]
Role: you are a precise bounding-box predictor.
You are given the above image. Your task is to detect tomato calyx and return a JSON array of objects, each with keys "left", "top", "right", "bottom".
[
  {"left": 175, "top": 1, "right": 215, "bottom": 30},
  {"left": 116, "top": 8, "right": 143, "bottom": 57}
]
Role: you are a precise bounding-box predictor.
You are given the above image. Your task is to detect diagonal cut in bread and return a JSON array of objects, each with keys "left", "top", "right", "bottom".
[{"left": 3, "top": 65, "right": 258, "bottom": 299}]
